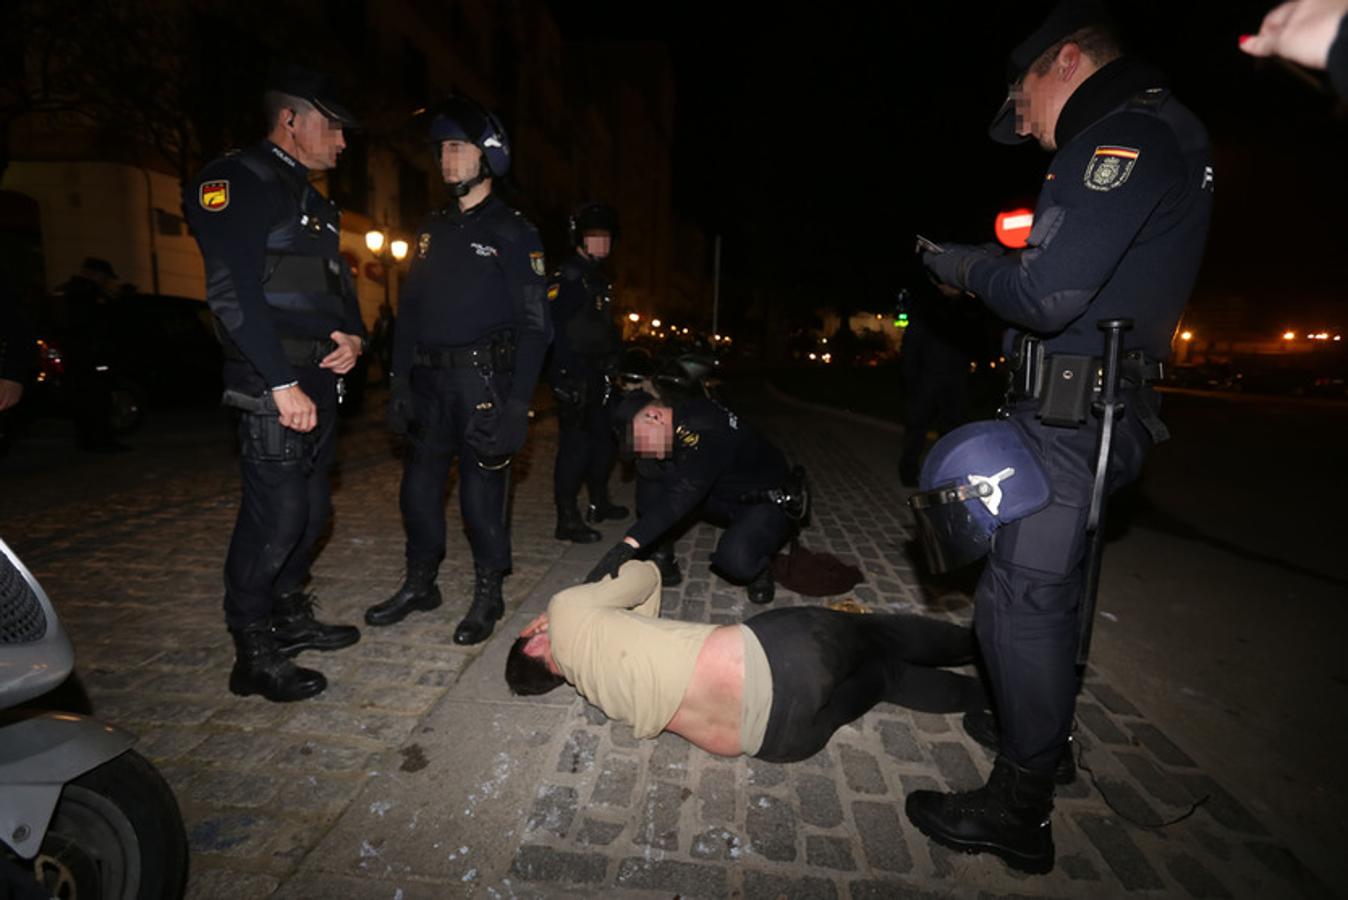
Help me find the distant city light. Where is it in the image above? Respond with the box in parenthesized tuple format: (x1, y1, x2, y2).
(651, 319, 661, 328)
(1283, 331, 1296, 340)
(628, 312, 640, 322)
(390, 239, 409, 261)
(1180, 330, 1193, 341)
(808, 352, 818, 360)
(821, 353, 832, 364)
(364, 230, 385, 253)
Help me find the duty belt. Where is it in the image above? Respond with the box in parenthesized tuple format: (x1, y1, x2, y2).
(413, 333, 515, 373)
(221, 335, 335, 367)
(1009, 336, 1164, 403)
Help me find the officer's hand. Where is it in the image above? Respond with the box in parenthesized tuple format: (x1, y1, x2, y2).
(1240, 0, 1348, 70)
(922, 243, 993, 294)
(321, 331, 363, 375)
(492, 397, 532, 456)
(272, 384, 318, 433)
(386, 375, 415, 435)
(0, 378, 23, 412)
(584, 540, 638, 584)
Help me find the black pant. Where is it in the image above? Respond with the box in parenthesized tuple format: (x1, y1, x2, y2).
(552, 369, 616, 509)
(223, 366, 337, 630)
(976, 396, 1153, 771)
(635, 479, 794, 583)
(746, 608, 985, 762)
(400, 365, 511, 573)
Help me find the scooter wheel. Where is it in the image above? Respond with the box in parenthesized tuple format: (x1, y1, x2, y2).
(17, 749, 187, 899)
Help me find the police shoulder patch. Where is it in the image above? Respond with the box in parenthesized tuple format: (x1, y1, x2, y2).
(199, 180, 230, 212)
(546, 283, 560, 301)
(1083, 146, 1139, 192)
(417, 232, 431, 259)
(530, 251, 546, 277)
(675, 425, 700, 449)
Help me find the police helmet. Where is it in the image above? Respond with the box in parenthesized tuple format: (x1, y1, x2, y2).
(427, 95, 511, 193)
(616, 346, 656, 390)
(569, 202, 620, 248)
(907, 421, 1052, 572)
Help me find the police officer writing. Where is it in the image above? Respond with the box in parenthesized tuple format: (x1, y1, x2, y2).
(548, 202, 629, 544)
(589, 389, 802, 604)
(367, 97, 551, 646)
(184, 65, 365, 703)
(906, 0, 1212, 874)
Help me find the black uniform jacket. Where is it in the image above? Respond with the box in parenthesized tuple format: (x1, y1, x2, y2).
(627, 398, 789, 547)
(392, 193, 551, 404)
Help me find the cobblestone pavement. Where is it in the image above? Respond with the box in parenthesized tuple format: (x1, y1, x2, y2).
(0, 389, 1336, 899)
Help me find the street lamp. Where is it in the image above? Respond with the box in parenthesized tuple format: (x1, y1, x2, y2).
(628, 312, 640, 323)
(365, 228, 409, 313)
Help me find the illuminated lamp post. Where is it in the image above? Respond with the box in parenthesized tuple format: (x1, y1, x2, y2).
(365, 228, 409, 313)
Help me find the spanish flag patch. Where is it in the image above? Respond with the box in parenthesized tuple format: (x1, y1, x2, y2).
(199, 180, 230, 211)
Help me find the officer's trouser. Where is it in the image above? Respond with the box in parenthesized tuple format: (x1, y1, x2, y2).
(976, 396, 1153, 772)
(553, 369, 616, 508)
(634, 479, 795, 583)
(223, 366, 337, 630)
(746, 608, 983, 762)
(400, 366, 511, 573)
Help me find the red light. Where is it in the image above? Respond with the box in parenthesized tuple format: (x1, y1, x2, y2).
(994, 208, 1035, 249)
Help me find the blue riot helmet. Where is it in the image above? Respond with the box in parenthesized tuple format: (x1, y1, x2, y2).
(569, 202, 620, 249)
(427, 95, 511, 197)
(907, 421, 1052, 573)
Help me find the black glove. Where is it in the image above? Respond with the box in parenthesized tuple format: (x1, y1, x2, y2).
(921, 242, 998, 293)
(585, 541, 637, 583)
(465, 396, 531, 459)
(386, 375, 415, 434)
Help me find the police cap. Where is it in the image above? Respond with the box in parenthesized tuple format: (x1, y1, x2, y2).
(988, 0, 1116, 145)
(268, 63, 359, 128)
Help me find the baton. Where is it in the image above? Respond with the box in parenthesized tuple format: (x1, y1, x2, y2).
(1076, 318, 1132, 666)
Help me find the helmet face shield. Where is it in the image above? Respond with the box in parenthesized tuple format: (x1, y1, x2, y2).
(909, 481, 997, 573)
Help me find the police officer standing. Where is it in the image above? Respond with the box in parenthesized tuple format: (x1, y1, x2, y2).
(184, 65, 365, 703)
(905, 0, 1213, 874)
(366, 96, 551, 646)
(548, 202, 629, 543)
(587, 389, 802, 604)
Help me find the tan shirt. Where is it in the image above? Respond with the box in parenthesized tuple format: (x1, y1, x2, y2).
(549, 561, 716, 740)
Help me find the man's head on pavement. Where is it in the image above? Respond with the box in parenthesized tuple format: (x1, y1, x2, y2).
(990, 0, 1123, 151)
(264, 64, 356, 171)
(506, 634, 566, 695)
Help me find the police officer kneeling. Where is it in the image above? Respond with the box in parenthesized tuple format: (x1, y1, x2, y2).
(905, 0, 1212, 874)
(588, 388, 804, 603)
(185, 65, 366, 702)
(367, 96, 551, 645)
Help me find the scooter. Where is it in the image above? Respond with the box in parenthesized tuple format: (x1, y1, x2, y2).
(0, 537, 188, 899)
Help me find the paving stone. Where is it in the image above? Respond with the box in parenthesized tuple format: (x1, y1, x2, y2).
(575, 818, 624, 847)
(1058, 852, 1101, 881)
(1193, 828, 1232, 862)
(134, 727, 211, 762)
(910, 712, 952, 735)
(1114, 751, 1193, 809)
(188, 811, 275, 857)
(276, 772, 363, 814)
(1087, 681, 1141, 717)
(1165, 852, 1232, 898)
(698, 765, 737, 823)
(852, 801, 913, 873)
(690, 826, 744, 861)
(1177, 774, 1268, 836)
(838, 744, 887, 795)
(743, 870, 839, 900)
(608, 722, 639, 749)
(805, 834, 856, 871)
(186, 867, 281, 899)
(590, 756, 639, 807)
(188, 769, 282, 807)
(510, 844, 607, 885)
(556, 729, 599, 774)
(849, 879, 944, 899)
(795, 772, 844, 828)
(527, 784, 578, 837)
(650, 730, 692, 778)
(1074, 814, 1164, 890)
(1076, 702, 1129, 745)
(633, 780, 690, 850)
(1129, 722, 1197, 768)
(186, 730, 292, 766)
(800, 746, 835, 769)
(275, 738, 374, 773)
(746, 792, 798, 862)
(580, 702, 608, 725)
(1243, 842, 1335, 899)
(1093, 777, 1161, 827)
(615, 857, 727, 898)
(929, 741, 982, 790)
(748, 759, 788, 788)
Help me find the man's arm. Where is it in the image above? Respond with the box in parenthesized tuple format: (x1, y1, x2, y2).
(504, 225, 553, 404)
(390, 231, 427, 379)
(626, 429, 734, 547)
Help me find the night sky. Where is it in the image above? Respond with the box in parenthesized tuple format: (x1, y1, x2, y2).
(552, 2, 1348, 329)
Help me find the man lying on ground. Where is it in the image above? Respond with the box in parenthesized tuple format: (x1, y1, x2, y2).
(505, 561, 984, 761)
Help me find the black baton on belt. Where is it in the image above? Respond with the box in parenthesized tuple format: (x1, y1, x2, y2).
(1077, 318, 1132, 666)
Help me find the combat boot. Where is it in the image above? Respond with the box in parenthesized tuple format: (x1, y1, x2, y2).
(271, 590, 360, 656)
(586, 497, 630, 523)
(365, 560, 442, 626)
(454, 567, 505, 645)
(555, 505, 602, 543)
(905, 755, 1056, 874)
(962, 709, 1077, 785)
(747, 567, 775, 604)
(647, 542, 683, 586)
(228, 622, 326, 702)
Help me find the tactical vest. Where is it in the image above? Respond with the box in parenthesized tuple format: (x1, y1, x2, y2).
(205, 145, 347, 325)
(558, 258, 619, 358)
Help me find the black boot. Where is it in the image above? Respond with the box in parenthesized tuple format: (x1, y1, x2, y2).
(905, 756, 1057, 874)
(647, 542, 683, 586)
(454, 567, 505, 645)
(228, 622, 326, 702)
(747, 567, 775, 604)
(271, 590, 360, 656)
(586, 498, 630, 523)
(365, 560, 442, 626)
(962, 709, 1077, 785)
(556, 505, 602, 543)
